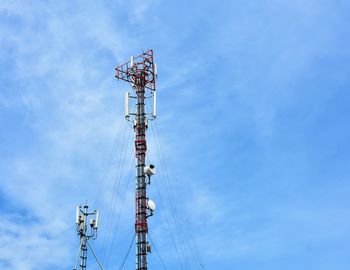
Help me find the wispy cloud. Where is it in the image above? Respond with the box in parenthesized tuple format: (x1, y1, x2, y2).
(0, 2, 135, 268)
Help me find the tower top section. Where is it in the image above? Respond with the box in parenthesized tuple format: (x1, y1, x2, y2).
(115, 49, 157, 91)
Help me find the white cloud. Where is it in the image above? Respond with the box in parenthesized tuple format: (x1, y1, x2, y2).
(127, 0, 159, 24)
(0, 214, 71, 270)
(0, 2, 137, 269)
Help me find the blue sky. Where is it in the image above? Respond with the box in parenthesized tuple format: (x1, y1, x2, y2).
(1, 0, 350, 269)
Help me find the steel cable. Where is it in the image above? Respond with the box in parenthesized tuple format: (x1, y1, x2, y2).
(100, 122, 131, 263)
(144, 99, 187, 269)
(117, 233, 136, 270)
(94, 118, 126, 210)
(104, 154, 135, 268)
(103, 128, 133, 266)
(148, 230, 168, 270)
(149, 122, 191, 270)
(154, 120, 206, 269)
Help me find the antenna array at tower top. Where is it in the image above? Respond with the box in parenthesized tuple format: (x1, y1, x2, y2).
(115, 49, 157, 91)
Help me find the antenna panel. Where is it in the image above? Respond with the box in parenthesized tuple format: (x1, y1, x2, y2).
(95, 211, 99, 228)
(76, 206, 80, 224)
(125, 92, 130, 119)
(153, 91, 156, 118)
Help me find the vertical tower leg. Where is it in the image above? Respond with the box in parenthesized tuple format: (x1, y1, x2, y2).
(135, 82, 148, 270)
(80, 238, 87, 270)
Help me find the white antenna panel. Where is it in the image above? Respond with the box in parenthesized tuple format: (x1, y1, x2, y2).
(75, 206, 80, 224)
(154, 64, 158, 77)
(125, 92, 129, 119)
(153, 91, 156, 118)
(95, 210, 99, 228)
(130, 56, 134, 67)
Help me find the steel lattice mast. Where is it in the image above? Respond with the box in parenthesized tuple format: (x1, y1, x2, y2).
(115, 50, 157, 270)
(74, 205, 100, 270)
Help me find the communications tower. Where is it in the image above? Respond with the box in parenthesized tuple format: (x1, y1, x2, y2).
(115, 50, 157, 270)
(73, 204, 104, 270)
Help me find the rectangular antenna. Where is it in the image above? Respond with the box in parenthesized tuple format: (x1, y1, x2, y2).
(95, 210, 99, 228)
(154, 64, 158, 79)
(130, 56, 134, 67)
(153, 91, 156, 118)
(75, 206, 80, 224)
(125, 92, 130, 119)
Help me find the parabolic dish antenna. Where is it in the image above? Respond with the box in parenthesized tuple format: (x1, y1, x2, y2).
(147, 199, 156, 211)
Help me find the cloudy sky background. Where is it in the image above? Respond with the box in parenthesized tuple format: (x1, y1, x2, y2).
(1, 0, 350, 269)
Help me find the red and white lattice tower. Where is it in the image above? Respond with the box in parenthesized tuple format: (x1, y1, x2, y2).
(115, 50, 157, 270)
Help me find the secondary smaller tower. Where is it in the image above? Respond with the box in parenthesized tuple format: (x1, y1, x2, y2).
(73, 204, 103, 270)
